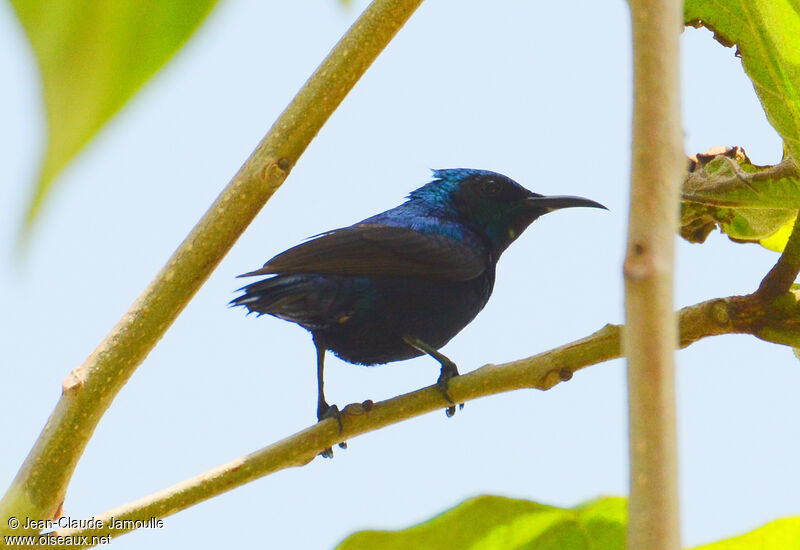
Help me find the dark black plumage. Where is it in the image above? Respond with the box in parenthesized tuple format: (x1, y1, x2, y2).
(232, 169, 605, 456)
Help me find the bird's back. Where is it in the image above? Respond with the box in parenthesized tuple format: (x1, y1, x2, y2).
(233, 202, 497, 365)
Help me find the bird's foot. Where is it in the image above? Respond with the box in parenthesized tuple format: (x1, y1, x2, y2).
(403, 335, 466, 417)
(318, 402, 343, 431)
(437, 360, 464, 417)
(317, 402, 347, 458)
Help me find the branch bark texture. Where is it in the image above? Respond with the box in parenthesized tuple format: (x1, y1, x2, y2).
(625, 0, 684, 549)
(0, 0, 424, 536)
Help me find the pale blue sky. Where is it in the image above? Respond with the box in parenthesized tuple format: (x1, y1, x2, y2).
(0, 1, 796, 548)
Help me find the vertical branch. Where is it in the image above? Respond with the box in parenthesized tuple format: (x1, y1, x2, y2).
(624, 0, 683, 549)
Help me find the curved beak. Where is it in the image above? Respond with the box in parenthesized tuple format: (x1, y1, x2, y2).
(525, 195, 608, 212)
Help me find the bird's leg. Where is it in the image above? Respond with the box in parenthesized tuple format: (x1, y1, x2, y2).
(313, 335, 346, 458)
(315, 338, 338, 424)
(403, 336, 463, 417)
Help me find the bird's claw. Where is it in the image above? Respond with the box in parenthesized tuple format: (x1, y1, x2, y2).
(320, 447, 335, 459)
(318, 402, 343, 431)
(436, 361, 464, 417)
(317, 403, 346, 458)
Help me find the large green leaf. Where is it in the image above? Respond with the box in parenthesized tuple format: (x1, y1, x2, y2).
(10, 0, 218, 228)
(685, 0, 800, 161)
(336, 495, 800, 550)
(680, 147, 800, 249)
(695, 517, 800, 549)
(335, 496, 627, 550)
(682, 3, 800, 252)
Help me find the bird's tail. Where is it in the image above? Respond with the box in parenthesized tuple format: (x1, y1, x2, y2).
(230, 275, 304, 315)
(230, 274, 351, 333)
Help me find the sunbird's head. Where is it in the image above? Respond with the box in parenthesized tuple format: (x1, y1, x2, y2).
(410, 168, 607, 254)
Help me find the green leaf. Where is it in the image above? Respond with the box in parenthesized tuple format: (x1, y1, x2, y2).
(10, 0, 219, 229)
(335, 496, 627, 550)
(692, 517, 800, 549)
(684, 0, 800, 161)
(680, 147, 800, 248)
(336, 494, 800, 549)
(761, 215, 797, 251)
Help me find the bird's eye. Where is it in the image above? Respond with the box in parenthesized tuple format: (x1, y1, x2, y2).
(483, 179, 501, 195)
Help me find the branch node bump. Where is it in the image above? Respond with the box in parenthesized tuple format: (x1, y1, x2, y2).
(62, 369, 85, 393)
(710, 300, 730, 326)
(623, 241, 653, 280)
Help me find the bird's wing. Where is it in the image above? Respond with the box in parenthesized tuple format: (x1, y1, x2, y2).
(239, 224, 486, 281)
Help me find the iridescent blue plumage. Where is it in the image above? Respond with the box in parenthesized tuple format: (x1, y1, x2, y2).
(232, 169, 605, 456)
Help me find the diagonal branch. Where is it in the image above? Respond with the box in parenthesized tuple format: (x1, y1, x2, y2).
(0, 0, 425, 535)
(755, 213, 800, 301)
(42, 293, 797, 548)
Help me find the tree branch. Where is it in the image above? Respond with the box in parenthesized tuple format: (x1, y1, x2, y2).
(625, 0, 683, 548)
(41, 292, 799, 548)
(756, 213, 800, 300)
(0, 0, 425, 536)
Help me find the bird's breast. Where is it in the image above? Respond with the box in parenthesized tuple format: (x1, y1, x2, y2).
(319, 270, 495, 366)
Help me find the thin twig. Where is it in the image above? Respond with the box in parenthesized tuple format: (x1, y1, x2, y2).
(0, 0, 425, 535)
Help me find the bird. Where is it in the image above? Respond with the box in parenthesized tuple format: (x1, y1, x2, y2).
(232, 168, 606, 457)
